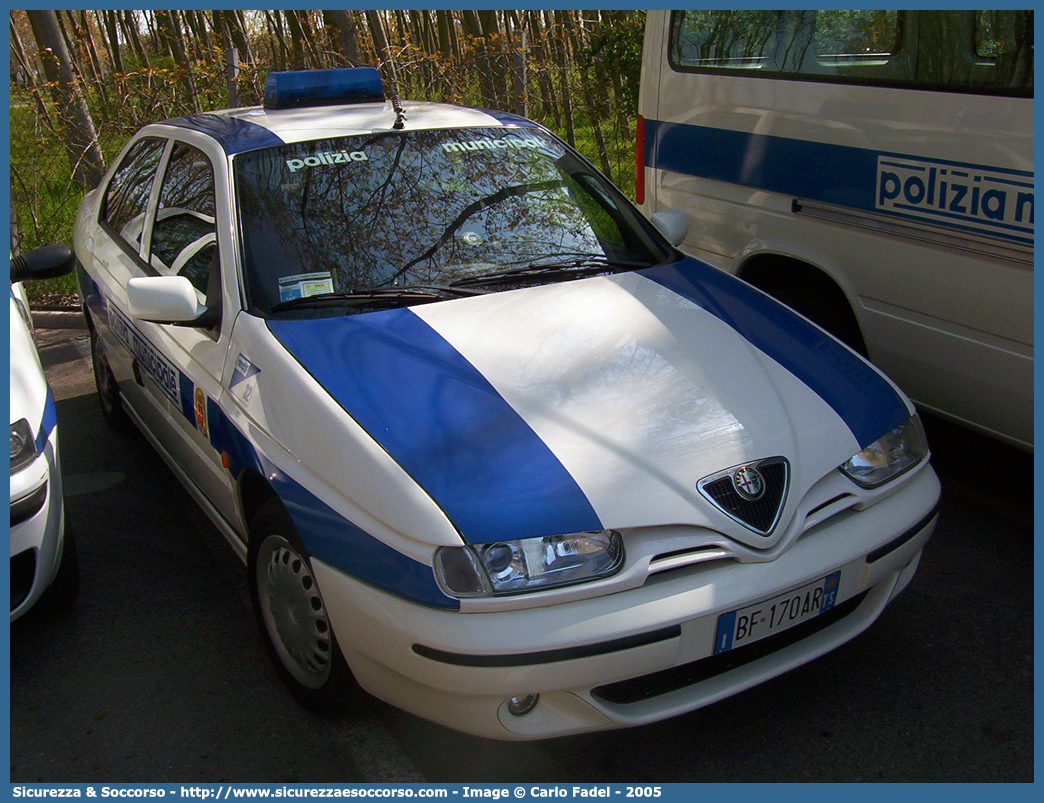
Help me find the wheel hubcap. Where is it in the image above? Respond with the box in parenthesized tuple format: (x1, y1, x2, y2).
(256, 534, 332, 689)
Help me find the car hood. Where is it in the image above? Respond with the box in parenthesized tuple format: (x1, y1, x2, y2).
(268, 257, 911, 545)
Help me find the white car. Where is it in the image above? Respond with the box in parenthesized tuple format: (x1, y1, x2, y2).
(10, 245, 79, 621)
(73, 68, 940, 739)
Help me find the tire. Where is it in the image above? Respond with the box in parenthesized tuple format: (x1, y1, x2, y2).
(45, 528, 79, 611)
(770, 284, 868, 358)
(90, 327, 133, 433)
(247, 498, 354, 714)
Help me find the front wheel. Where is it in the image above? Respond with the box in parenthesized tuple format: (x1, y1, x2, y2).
(248, 499, 354, 714)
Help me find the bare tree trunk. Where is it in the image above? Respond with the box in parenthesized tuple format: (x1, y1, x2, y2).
(102, 10, 123, 74)
(323, 10, 359, 66)
(10, 14, 58, 134)
(285, 10, 307, 70)
(462, 11, 494, 108)
(366, 10, 391, 67)
(436, 9, 453, 60)
(75, 11, 104, 81)
(156, 10, 198, 111)
(122, 11, 148, 67)
(76, 10, 111, 109)
(193, 11, 213, 54)
(551, 12, 576, 147)
(261, 11, 286, 71)
(566, 14, 612, 179)
(447, 11, 462, 62)
(212, 10, 229, 50)
(144, 11, 165, 57)
(225, 10, 253, 64)
(297, 12, 325, 69)
(479, 10, 509, 108)
(92, 10, 113, 71)
(26, 9, 105, 188)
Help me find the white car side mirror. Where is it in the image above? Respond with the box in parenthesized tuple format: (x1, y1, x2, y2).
(650, 209, 689, 247)
(128, 275, 207, 324)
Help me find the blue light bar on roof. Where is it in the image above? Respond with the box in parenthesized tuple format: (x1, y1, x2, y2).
(263, 67, 385, 111)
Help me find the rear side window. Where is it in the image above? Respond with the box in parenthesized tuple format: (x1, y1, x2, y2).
(102, 138, 165, 250)
(670, 9, 1033, 96)
(150, 143, 218, 295)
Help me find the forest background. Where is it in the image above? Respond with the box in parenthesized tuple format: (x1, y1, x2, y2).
(9, 9, 645, 299)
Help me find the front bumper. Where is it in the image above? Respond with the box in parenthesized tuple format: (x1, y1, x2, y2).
(314, 465, 940, 739)
(10, 432, 65, 621)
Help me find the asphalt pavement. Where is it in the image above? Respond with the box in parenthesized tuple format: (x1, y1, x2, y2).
(9, 317, 1033, 782)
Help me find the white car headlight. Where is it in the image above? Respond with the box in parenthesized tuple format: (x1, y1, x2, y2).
(434, 530, 623, 598)
(10, 419, 37, 474)
(841, 415, 928, 488)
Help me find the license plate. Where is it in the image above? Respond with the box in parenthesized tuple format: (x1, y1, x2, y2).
(713, 571, 841, 654)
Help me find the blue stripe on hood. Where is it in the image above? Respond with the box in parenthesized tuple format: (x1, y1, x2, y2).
(641, 257, 911, 449)
(268, 308, 602, 545)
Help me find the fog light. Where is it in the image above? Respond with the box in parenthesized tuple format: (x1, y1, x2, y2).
(506, 694, 539, 717)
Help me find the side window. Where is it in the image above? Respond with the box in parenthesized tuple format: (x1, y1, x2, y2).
(151, 143, 218, 296)
(102, 138, 165, 251)
(671, 10, 1033, 96)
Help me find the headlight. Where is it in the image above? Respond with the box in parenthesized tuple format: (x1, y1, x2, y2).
(841, 415, 928, 488)
(10, 419, 38, 474)
(434, 530, 623, 598)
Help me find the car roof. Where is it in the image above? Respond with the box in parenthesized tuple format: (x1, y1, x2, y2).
(154, 101, 538, 156)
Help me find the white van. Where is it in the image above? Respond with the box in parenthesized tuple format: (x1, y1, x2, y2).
(638, 10, 1033, 449)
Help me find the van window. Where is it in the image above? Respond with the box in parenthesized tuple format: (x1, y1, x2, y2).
(670, 10, 1033, 96)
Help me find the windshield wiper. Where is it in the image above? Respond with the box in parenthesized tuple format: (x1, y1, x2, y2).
(269, 286, 461, 314)
(449, 255, 648, 289)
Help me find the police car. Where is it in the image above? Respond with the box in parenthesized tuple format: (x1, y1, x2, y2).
(73, 68, 940, 739)
(11, 245, 79, 620)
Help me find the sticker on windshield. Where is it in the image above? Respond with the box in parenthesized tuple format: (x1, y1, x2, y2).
(278, 272, 334, 303)
(441, 135, 546, 154)
(286, 150, 368, 173)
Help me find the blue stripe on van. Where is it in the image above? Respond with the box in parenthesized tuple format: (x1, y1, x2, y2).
(641, 257, 912, 449)
(646, 119, 879, 211)
(161, 113, 284, 155)
(268, 309, 603, 545)
(644, 119, 1033, 246)
(205, 400, 457, 609)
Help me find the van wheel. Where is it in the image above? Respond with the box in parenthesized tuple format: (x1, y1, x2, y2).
(90, 328, 133, 433)
(771, 283, 868, 357)
(248, 499, 354, 714)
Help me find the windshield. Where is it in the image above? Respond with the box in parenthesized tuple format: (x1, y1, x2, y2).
(234, 127, 667, 314)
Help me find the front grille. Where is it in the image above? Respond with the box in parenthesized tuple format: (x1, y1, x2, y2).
(591, 589, 868, 706)
(11, 549, 37, 611)
(698, 457, 789, 534)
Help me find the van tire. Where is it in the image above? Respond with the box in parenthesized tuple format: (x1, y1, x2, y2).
(741, 259, 868, 357)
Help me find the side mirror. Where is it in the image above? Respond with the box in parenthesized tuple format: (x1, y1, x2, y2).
(650, 209, 689, 247)
(10, 244, 75, 283)
(128, 275, 209, 325)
